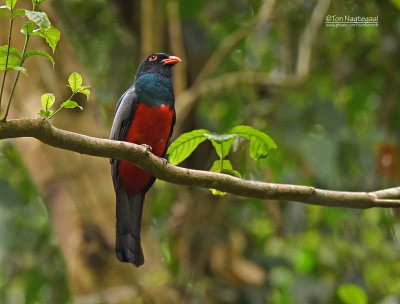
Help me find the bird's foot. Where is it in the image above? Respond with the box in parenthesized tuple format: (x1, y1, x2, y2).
(141, 144, 152, 152)
(160, 158, 169, 166)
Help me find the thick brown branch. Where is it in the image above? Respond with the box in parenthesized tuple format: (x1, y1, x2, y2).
(1, 118, 399, 208)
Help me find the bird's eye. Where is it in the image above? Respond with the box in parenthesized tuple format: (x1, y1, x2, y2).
(149, 55, 157, 62)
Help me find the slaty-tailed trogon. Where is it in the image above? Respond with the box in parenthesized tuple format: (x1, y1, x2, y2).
(110, 53, 181, 267)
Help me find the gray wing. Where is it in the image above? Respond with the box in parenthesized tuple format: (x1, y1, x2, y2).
(110, 85, 138, 191)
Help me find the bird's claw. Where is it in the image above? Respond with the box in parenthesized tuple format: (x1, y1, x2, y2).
(142, 144, 152, 152)
(160, 158, 168, 165)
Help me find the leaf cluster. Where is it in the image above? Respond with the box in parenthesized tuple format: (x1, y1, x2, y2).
(167, 125, 277, 195)
(0, 0, 60, 73)
(0, 0, 89, 121)
(39, 72, 90, 119)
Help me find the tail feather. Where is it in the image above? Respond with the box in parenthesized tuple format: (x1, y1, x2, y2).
(115, 187, 145, 267)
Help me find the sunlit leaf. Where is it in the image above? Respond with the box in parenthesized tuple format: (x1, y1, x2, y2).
(23, 50, 54, 66)
(209, 159, 241, 196)
(205, 133, 237, 159)
(79, 89, 90, 101)
(0, 56, 21, 70)
(32, 25, 60, 52)
(337, 284, 367, 304)
(210, 189, 227, 196)
(68, 72, 82, 93)
(210, 159, 241, 178)
(6, 0, 17, 9)
(25, 10, 50, 30)
(230, 125, 277, 160)
(62, 100, 83, 110)
(21, 21, 34, 36)
(38, 109, 52, 118)
(0, 45, 21, 59)
(167, 129, 209, 165)
(12, 66, 27, 75)
(12, 8, 24, 18)
(41, 93, 55, 111)
(204, 133, 236, 143)
(32, 0, 46, 10)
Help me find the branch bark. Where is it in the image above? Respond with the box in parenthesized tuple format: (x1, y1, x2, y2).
(1, 118, 399, 209)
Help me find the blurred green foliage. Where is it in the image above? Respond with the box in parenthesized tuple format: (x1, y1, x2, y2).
(0, 142, 70, 303)
(1, 0, 400, 303)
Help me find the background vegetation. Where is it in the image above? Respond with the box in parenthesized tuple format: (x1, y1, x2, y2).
(0, 0, 400, 303)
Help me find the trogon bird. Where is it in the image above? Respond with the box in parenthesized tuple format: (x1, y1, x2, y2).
(110, 53, 181, 267)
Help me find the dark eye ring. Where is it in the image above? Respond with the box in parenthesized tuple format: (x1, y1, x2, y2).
(149, 55, 157, 62)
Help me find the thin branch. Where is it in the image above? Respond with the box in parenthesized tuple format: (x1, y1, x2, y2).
(193, 0, 276, 85)
(0, 118, 399, 209)
(167, 0, 188, 94)
(1, 34, 30, 122)
(296, 0, 331, 78)
(175, 0, 276, 129)
(176, 0, 331, 131)
(0, 15, 14, 112)
(176, 71, 299, 126)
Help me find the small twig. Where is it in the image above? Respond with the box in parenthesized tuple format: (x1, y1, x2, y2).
(1, 34, 30, 122)
(193, 0, 276, 86)
(48, 92, 75, 119)
(0, 118, 399, 209)
(175, 0, 276, 130)
(175, 0, 330, 133)
(176, 71, 299, 131)
(167, 0, 188, 94)
(296, 0, 331, 78)
(0, 13, 15, 113)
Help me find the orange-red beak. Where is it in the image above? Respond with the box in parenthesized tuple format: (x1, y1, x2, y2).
(161, 55, 182, 66)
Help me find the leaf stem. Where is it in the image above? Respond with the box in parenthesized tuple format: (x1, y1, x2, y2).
(219, 143, 223, 172)
(0, 12, 15, 115)
(1, 34, 30, 122)
(48, 92, 75, 119)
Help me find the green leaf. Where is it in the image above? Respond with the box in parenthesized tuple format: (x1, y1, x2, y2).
(79, 89, 90, 101)
(32, 0, 46, 10)
(203, 133, 237, 143)
(210, 189, 227, 196)
(32, 26, 60, 52)
(62, 100, 83, 110)
(38, 109, 52, 118)
(12, 8, 24, 18)
(6, 0, 17, 9)
(23, 50, 54, 65)
(25, 10, 50, 30)
(41, 93, 55, 111)
(0, 45, 22, 60)
(209, 159, 241, 196)
(21, 21, 34, 35)
(337, 284, 367, 304)
(204, 133, 237, 159)
(68, 72, 82, 92)
(0, 56, 21, 70)
(161, 242, 172, 265)
(12, 66, 27, 75)
(230, 125, 277, 160)
(210, 159, 241, 178)
(167, 129, 209, 165)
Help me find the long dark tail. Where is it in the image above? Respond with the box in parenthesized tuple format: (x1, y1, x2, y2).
(115, 187, 145, 267)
